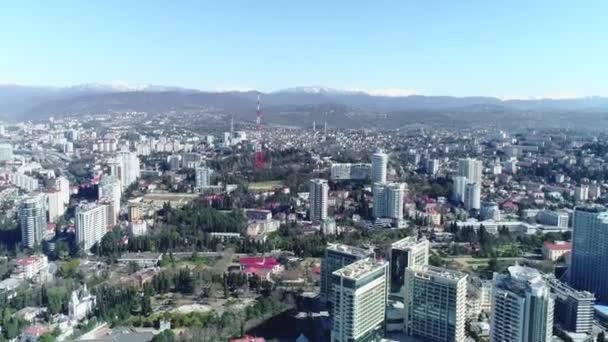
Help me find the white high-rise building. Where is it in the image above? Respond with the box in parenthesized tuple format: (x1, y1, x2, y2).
(452, 176, 467, 203)
(111, 151, 140, 190)
(331, 258, 388, 342)
(372, 182, 387, 218)
(373, 182, 405, 220)
(574, 185, 589, 202)
(98, 175, 121, 223)
(46, 189, 65, 223)
(9, 172, 39, 192)
(309, 178, 329, 222)
(19, 193, 48, 248)
(426, 158, 439, 175)
(55, 176, 70, 205)
(0, 143, 13, 161)
(490, 266, 554, 342)
(465, 182, 481, 211)
(389, 237, 430, 296)
(386, 182, 405, 220)
(458, 158, 483, 185)
(195, 166, 213, 190)
(404, 265, 468, 342)
(75, 202, 108, 251)
(371, 151, 388, 184)
(320, 243, 375, 304)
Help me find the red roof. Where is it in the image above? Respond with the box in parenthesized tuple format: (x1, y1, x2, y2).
(544, 241, 572, 251)
(239, 257, 278, 269)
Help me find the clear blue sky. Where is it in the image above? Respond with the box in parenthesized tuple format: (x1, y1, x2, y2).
(1, 1, 607, 98)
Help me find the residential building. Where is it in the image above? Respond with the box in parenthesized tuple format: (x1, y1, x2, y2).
(452, 176, 467, 203)
(320, 243, 375, 304)
(111, 151, 141, 190)
(467, 277, 493, 318)
(480, 201, 501, 221)
(388, 237, 429, 297)
(309, 178, 329, 222)
(426, 158, 439, 175)
(330, 163, 371, 181)
(46, 189, 65, 223)
(546, 276, 594, 334)
(75, 202, 108, 251)
(371, 151, 388, 184)
(490, 266, 554, 342)
(458, 158, 483, 185)
(129, 220, 147, 236)
(542, 241, 572, 261)
(0, 143, 13, 161)
(195, 165, 213, 190)
(404, 265, 468, 342)
(373, 182, 405, 221)
(465, 182, 481, 211)
(537, 210, 569, 228)
(569, 207, 608, 301)
(12, 254, 48, 281)
(98, 175, 121, 223)
(331, 258, 388, 342)
(574, 185, 589, 202)
(19, 193, 47, 248)
(55, 176, 70, 204)
(10, 172, 39, 192)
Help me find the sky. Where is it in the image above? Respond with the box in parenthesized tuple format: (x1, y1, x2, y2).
(1, 1, 607, 98)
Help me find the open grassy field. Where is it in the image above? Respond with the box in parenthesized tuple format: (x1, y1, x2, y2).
(249, 180, 284, 191)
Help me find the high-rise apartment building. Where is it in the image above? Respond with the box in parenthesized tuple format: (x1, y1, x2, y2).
(546, 276, 594, 334)
(331, 258, 388, 342)
(309, 178, 329, 222)
(321, 243, 375, 304)
(404, 265, 467, 342)
(371, 151, 388, 184)
(373, 182, 405, 220)
(55, 176, 70, 205)
(465, 182, 481, 211)
(569, 207, 608, 301)
(389, 237, 429, 296)
(98, 175, 121, 223)
(490, 266, 554, 342)
(111, 151, 140, 190)
(195, 166, 212, 190)
(46, 189, 65, 223)
(75, 202, 108, 251)
(0, 143, 13, 161)
(426, 158, 439, 175)
(458, 158, 483, 185)
(452, 176, 467, 203)
(19, 193, 48, 248)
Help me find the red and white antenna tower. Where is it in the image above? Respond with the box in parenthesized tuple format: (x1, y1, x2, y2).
(253, 94, 265, 170)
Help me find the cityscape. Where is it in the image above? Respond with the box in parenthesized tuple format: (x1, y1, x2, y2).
(2, 2, 608, 342)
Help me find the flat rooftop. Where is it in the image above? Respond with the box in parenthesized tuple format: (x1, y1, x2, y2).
(333, 258, 385, 280)
(391, 237, 427, 249)
(327, 243, 373, 258)
(410, 265, 467, 281)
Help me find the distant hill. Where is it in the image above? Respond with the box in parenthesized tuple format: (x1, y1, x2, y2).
(1, 84, 608, 129)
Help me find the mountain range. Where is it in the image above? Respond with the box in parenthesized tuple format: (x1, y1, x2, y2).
(1, 83, 608, 129)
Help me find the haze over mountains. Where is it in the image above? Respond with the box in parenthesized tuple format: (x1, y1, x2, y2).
(1, 83, 608, 129)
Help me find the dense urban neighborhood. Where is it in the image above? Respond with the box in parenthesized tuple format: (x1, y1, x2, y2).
(0, 102, 606, 342)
